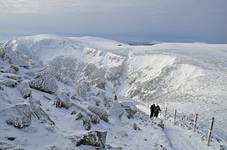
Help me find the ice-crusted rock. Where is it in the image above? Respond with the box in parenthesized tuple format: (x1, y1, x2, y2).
(30, 73, 58, 93)
(120, 102, 138, 118)
(5, 65, 19, 74)
(88, 95, 101, 106)
(0, 78, 18, 88)
(74, 112, 83, 120)
(5, 104, 32, 129)
(88, 105, 108, 122)
(30, 101, 55, 126)
(69, 130, 107, 148)
(18, 80, 32, 98)
(55, 92, 71, 109)
(49, 56, 81, 85)
(77, 81, 90, 100)
(105, 144, 123, 150)
(109, 101, 125, 119)
(2, 102, 55, 129)
(89, 113, 100, 124)
(83, 117, 91, 130)
(1, 73, 21, 81)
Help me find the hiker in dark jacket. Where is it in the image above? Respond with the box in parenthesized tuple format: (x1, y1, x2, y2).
(150, 104, 156, 118)
(154, 105, 161, 118)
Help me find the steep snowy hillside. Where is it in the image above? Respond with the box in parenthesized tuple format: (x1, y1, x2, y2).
(0, 35, 227, 150)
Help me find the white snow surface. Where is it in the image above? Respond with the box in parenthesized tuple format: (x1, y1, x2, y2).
(0, 34, 227, 150)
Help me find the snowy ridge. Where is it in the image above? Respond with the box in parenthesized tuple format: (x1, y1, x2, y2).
(0, 35, 227, 149)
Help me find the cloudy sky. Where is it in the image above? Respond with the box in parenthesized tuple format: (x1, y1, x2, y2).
(0, 0, 227, 43)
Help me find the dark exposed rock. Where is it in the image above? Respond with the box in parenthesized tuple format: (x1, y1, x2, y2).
(7, 137, 16, 141)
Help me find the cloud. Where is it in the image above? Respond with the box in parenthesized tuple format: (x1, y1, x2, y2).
(0, 0, 227, 43)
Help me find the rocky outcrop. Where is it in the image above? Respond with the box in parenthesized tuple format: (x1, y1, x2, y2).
(88, 105, 108, 122)
(30, 73, 58, 94)
(69, 130, 107, 148)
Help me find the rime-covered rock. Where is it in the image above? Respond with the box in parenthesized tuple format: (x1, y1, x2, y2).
(55, 92, 71, 109)
(30, 73, 58, 93)
(5, 65, 19, 74)
(120, 102, 138, 118)
(30, 101, 55, 126)
(69, 130, 107, 148)
(83, 117, 91, 130)
(0, 78, 18, 88)
(74, 112, 83, 120)
(88, 105, 108, 122)
(77, 81, 90, 99)
(5, 104, 32, 129)
(18, 80, 31, 98)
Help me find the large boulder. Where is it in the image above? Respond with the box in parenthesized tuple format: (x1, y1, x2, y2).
(88, 105, 108, 122)
(69, 131, 107, 148)
(18, 80, 31, 99)
(120, 102, 138, 118)
(30, 73, 58, 94)
(5, 104, 32, 129)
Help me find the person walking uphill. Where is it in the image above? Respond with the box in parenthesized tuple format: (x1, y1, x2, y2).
(150, 104, 156, 118)
(154, 105, 161, 118)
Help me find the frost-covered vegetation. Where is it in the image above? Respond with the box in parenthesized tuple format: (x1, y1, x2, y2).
(0, 35, 227, 150)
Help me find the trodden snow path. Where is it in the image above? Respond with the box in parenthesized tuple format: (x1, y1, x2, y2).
(163, 122, 218, 150)
(136, 103, 220, 150)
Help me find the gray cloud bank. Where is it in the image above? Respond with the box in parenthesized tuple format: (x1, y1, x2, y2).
(0, 0, 227, 43)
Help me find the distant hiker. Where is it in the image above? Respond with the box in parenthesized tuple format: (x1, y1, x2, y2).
(154, 105, 161, 118)
(150, 104, 156, 118)
(114, 95, 118, 101)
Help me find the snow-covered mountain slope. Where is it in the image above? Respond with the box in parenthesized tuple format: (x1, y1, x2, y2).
(1, 34, 227, 149)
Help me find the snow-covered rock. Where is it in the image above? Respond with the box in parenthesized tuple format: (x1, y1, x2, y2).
(30, 73, 58, 93)
(88, 105, 108, 122)
(18, 80, 31, 98)
(0, 78, 18, 88)
(4, 104, 32, 129)
(69, 130, 107, 148)
(120, 102, 138, 118)
(55, 92, 71, 109)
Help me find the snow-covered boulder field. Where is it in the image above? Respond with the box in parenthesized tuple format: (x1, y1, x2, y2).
(0, 35, 227, 150)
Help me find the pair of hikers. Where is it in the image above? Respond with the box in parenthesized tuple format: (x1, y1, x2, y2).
(150, 104, 161, 118)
